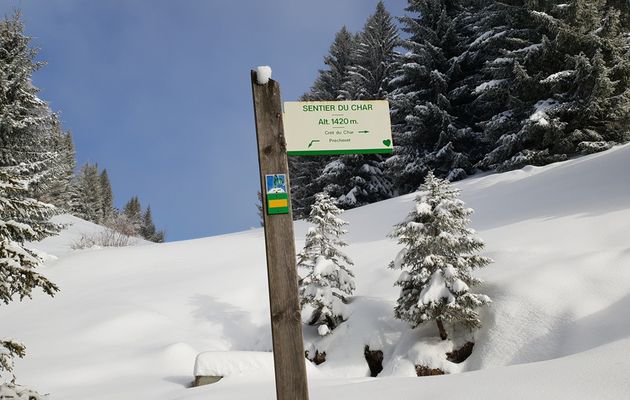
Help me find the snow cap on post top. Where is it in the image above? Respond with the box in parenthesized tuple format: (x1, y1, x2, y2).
(256, 66, 272, 85)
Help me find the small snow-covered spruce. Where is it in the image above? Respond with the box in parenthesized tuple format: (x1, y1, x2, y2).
(298, 192, 355, 335)
(389, 171, 492, 340)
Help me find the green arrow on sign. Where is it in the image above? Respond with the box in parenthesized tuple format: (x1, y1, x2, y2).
(358, 130, 370, 134)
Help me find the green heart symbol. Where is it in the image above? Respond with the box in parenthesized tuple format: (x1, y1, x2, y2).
(383, 139, 392, 147)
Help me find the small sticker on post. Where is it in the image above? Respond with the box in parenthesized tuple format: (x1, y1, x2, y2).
(265, 174, 289, 215)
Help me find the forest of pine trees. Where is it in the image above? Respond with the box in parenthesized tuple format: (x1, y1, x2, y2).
(290, 0, 630, 218)
(71, 164, 165, 243)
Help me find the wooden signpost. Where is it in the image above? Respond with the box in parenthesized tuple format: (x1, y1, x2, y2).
(251, 68, 392, 400)
(250, 70, 309, 400)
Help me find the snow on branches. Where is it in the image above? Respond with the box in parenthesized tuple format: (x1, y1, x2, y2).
(298, 192, 355, 335)
(389, 171, 492, 340)
(0, 167, 60, 381)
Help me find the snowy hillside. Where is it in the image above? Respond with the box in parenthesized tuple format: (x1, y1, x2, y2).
(3, 145, 630, 399)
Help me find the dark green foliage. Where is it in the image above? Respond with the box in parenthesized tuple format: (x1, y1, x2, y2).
(290, 27, 358, 218)
(387, 0, 630, 193)
(345, 1, 401, 100)
(291, 3, 400, 215)
(0, 339, 25, 382)
(387, 0, 478, 193)
(99, 169, 114, 221)
(123, 196, 142, 233)
(140, 206, 165, 243)
(71, 163, 103, 223)
(0, 168, 60, 305)
(289, 156, 325, 219)
(304, 26, 357, 102)
(122, 197, 165, 242)
(463, 0, 630, 171)
(0, 13, 51, 168)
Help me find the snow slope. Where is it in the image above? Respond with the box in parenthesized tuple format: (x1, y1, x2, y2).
(2, 144, 630, 399)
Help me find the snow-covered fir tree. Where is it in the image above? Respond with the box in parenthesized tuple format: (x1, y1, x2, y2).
(389, 171, 492, 340)
(316, 1, 399, 209)
(0, 13, 72, 210)
(292, 1, 629, 210)
(71, 163, 103, 223)
(140, 205, 165, 243)
(0, 167, 60, 380)
(123, 196, 142, 234)
(99, 169, 114, 221)
(292, 6, 403, 215)
(344, 1, 400, 101)
(30, 116, 76, 210)
(118, 197, 165, 242)
(303, 26, 357, 102)
(387, 0, 477, 194)
(0, 13, 61, 381)
(476, 0, 630, 171)
(298, 192, 354, 336)
(290, 27, 357, 219)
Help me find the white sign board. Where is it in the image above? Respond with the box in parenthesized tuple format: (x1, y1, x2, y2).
(283, 100, 393, 156)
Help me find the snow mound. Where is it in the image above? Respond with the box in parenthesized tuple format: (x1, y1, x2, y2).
(194, 351, 320, 379)
(29, 214, 149, 258)
(194, 351, 274, 378)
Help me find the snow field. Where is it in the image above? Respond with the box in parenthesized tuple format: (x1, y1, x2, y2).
(1, 144, 630, 399)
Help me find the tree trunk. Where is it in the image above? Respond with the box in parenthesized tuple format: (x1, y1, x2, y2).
(308, 308, 322, 326)
(436, 319, 448, 340)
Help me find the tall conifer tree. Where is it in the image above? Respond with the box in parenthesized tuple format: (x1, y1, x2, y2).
(316, 2, 399, 209)
(99, 169, 114, 221)
(123, 196, 142, 235)
(290, 27, 358, 218)
(387, 0, 475, 194)
(0, 13, 60, 381)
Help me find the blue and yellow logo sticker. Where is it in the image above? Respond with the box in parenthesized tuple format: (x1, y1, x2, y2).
(265, 174, 289, 215)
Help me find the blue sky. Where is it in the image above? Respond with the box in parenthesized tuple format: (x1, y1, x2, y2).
(2, 0, 407, 241)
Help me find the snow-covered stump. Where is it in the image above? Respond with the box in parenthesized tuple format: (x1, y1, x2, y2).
(192, 351, 275, 387)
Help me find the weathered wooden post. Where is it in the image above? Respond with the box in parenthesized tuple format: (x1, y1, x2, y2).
(250, 70, 309, 400)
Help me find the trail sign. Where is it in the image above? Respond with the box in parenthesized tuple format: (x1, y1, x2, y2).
(283, 100, 393, 156)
